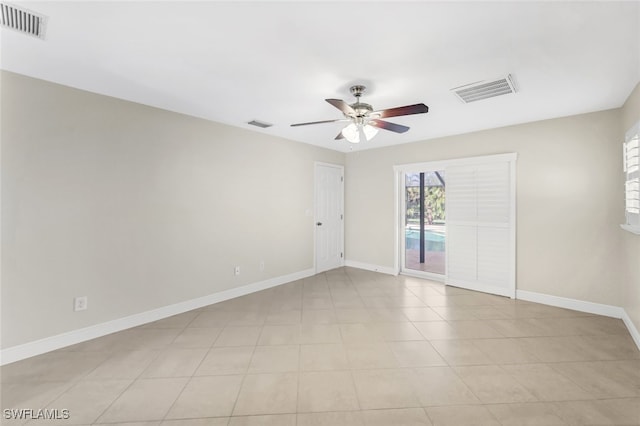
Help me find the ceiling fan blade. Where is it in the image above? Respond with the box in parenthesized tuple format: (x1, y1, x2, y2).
(369, 119, 410, 134)
(334, 130, 345, 140)
(326, 99, 355, 116)
(373, 103, 429, 119)
(291, 119, 344, 127)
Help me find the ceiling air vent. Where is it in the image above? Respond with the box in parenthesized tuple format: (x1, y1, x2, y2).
(247, 120, 273, 129)
(452, 75, 517, 103)
(0, 2, 46, 39)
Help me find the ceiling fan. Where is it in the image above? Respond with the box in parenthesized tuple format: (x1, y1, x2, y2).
(291, 85, 429, 144)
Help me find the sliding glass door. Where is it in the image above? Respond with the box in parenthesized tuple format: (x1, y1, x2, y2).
(396, 154, 516, 298)
(403, 170, 446, 277)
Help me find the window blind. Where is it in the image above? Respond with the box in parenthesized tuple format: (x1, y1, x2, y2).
(624, 124, 640, 231)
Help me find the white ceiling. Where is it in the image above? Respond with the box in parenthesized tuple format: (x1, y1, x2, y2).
(1, 1, 639, 152)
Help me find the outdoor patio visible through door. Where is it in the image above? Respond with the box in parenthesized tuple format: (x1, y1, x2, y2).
(403, 170, 446, 277)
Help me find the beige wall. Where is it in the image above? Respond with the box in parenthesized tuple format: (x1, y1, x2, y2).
(345, 108, 625, 306)
(2, 69, 637, 352)
(621, 82, 640, 334)
(1, 71, 343, 348)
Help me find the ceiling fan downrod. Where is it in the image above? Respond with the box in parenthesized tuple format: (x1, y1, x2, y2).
(349, 85, 372, 118)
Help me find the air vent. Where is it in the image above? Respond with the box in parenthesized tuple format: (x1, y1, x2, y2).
(0, 3, 46, 39)
(452, 75, 517, 103)
(247, 120, 273, 129)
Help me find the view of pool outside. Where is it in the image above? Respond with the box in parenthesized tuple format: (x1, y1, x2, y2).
(404, 226, 446, 274)
(404, 170, 446, 275)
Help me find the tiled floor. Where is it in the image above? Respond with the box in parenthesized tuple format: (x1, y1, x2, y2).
(404, 249, 445, 275)
(2, 267, 639, 425)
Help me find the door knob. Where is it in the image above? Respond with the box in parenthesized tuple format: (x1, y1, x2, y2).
(316, 222, 323, 226)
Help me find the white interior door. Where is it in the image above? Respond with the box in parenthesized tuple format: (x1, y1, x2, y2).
(315, 163, 344, 273)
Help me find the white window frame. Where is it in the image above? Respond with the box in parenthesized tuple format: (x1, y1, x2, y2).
(622, 121, 640, 235)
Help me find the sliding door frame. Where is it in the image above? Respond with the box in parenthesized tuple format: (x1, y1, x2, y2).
(395, 167, 447, 282)
(393, 153, 517, 297)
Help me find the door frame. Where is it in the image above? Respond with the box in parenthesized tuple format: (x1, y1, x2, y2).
(314, 162, 345, 274)
(394, 162, 449, 282)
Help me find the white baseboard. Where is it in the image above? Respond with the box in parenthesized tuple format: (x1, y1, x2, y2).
(621, 310, 640, 350)
(0, 268, 315, 366)
(344, 260, 397, 276)
(516, 290, 626, 319)
(516, 290, 640, 351)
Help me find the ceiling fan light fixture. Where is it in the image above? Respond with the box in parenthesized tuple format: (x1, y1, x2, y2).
(342, 122, 379, 144)
(342, 122, 360, 143)
(363, 124, 378, 141)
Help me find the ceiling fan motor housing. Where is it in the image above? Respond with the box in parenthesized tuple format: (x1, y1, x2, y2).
(349, 102, 373, 119)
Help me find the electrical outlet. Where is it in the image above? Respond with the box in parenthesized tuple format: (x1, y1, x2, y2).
(74, 296, 88, 311)
(234, 266, 240, 276)
(259, 261, 265, 272)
